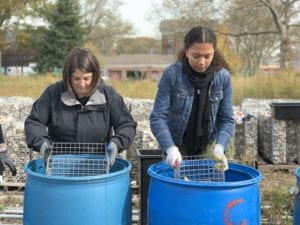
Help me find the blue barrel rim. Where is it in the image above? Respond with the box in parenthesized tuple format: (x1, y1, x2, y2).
(148, 162, 262, 188)
(295, 167, 300, 187)
(295, 167, 300, 177)
(24, 157, 132, 182)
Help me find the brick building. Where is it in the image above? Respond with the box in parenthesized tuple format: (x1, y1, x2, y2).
(1, 49, 35, 75)
(103, 54, 175, 80)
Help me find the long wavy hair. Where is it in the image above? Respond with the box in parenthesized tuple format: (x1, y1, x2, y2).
(178, 26, 230, 72)
(62, 47, 101, 96)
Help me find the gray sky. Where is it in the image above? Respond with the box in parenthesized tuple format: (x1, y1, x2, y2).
(120, 0, 160, 38)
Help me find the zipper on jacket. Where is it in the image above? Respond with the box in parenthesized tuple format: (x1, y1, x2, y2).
(80, 104, 85, 112)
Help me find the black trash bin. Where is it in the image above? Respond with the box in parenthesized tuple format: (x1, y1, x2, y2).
(137, 149, 163, 225)
(270, 102, 300, 120)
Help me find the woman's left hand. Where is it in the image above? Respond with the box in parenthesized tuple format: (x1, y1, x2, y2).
(107, 142, 118, 167)
(213, 144, 228, 171)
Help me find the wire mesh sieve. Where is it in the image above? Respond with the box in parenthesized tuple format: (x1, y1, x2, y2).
(174, 155, 225, 182)
(45, 142, 109, 177)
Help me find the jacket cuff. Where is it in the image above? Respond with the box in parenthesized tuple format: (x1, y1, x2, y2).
(109, 138, 122, 153)
(155, 129, 174, 151)
(216, 131, 232, 150)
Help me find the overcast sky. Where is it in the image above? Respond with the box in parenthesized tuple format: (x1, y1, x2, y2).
(120, 0, 161, 38)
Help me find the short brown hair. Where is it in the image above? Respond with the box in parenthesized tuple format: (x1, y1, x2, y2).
(62, 47, 101, 95)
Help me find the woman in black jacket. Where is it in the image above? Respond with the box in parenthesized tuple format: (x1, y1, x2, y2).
(25, 48, 137, 166)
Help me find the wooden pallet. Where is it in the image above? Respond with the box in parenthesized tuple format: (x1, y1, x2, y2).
(0, 182, 25, 193)
(0, 207, 140, 224)
(257, 162, 299, 174)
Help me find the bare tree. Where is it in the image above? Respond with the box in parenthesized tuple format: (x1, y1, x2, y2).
(259, 0, 300, 68)
(0, 0, 48, 49)
(81, 0, 121, 31)
(80, 0, 133, 55)
(151, 0, 222, 55)
(152, 0, 300, 73)
(115, 37, 161, 55)
(219, 0, 300, 69)
(216, 0, 278, 74)
(153, 0, 220, 21)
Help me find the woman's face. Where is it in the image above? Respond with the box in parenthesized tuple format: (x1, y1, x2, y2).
(185, 42, 215, 73)
(71, 69, 93, 97)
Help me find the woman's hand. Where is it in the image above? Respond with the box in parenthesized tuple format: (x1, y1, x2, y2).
(40, 141, 52, 167)
(213, 144, 228, 171)
(107, 142, 118, 167)
(166, 146, 182, 168)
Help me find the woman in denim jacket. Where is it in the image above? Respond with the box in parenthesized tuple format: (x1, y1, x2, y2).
(150, 26, 234, 170)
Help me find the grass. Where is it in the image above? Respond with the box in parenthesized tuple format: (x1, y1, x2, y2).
(232, 70, 300, 105)
(108, 79, 158, 100)
(0, 195, 23, 211)
(1, 70, 300, 105)
(0, 73, 60, 98)
(262, 185, 294, 225)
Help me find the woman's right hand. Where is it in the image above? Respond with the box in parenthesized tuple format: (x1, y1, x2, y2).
(166, 146, 182, 168)
(40, 141, 52, 167)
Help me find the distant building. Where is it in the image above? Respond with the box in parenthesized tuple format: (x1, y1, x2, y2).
(160, 20, 184, 55)
(260, 56, 280, 72)
(102, 54, 176, 80)
(1, 50, 35, 75)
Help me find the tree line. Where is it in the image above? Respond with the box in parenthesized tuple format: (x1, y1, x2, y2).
(1, 0, 299, 75)
(0, 0, 161, 73)
(153, 0, 300, 75)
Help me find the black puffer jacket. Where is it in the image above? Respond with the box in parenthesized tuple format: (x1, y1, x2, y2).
(25, 80, 137, 152)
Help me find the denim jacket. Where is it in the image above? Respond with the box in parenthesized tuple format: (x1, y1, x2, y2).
(150, 61, 234, 152)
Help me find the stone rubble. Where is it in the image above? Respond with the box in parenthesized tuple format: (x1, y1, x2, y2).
(242, 98, 300, 164)
(0, 97, 299, 183)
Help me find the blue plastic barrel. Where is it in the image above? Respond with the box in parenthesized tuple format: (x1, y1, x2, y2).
(148, 162, 262, 225)
(23, 157, 132, 225)
(293, 168, 300, 225)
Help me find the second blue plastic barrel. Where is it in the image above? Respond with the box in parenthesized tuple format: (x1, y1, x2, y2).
(23, 157, 132, 225)
(293, 168, 300, 225)
(148, 162, 262, 225)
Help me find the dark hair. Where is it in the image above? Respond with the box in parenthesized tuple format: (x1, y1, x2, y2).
(62, 47, 101, 95)
(178, 26, 230, 71)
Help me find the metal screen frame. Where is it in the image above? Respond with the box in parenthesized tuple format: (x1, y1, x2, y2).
(46, 142, 109, 177)
(174, 155, 225, 182)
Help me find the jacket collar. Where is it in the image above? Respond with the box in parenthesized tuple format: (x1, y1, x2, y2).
(61, 89, 106, 106)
